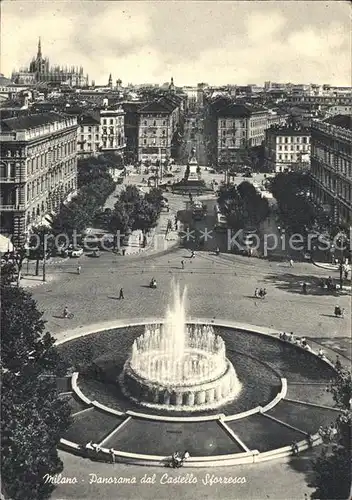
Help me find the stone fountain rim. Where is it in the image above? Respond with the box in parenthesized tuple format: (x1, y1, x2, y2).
(57, 318, 337, 466)
(59, 317, 290, 422)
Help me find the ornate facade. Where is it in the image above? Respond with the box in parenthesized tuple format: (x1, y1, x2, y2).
(12, 38, 89, 87)
(310, 116, 352, 227)
(0, 113, 78, 245)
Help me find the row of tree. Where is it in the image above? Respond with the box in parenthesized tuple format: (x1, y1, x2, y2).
(108, 185, 164, 236)
(269, 172, 327, 235)
(1, 162, 116, 285)
(52, 162, 115, 236)
(217, 181, 269, 230)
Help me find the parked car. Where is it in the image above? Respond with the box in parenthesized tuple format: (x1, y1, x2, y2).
(68, 247, 84, 258)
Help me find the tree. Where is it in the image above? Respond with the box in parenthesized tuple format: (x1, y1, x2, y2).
(109, 202, 131, 236)
(145, 187, 163, 212)
(52, 201, 92, 237)
(1, 285, 71, 500)
(30, 226, 55, 277)
(133, 199, 159, 233)
(311, 368, 352, 499)
(0, 246, 27, 286)
(269, 172, 316, 234)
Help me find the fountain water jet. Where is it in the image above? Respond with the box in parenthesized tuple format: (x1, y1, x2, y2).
(120, 282, 242, 411)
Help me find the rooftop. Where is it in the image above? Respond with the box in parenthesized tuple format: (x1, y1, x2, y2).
(324, 114, 352, 131)
(0, 112, 75, 132)
(267, 126, 311, 136)
(139, 97, 178, 114)
(217, 103, 268, 117)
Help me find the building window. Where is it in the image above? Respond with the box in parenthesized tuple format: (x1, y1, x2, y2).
(110, 119, 114, 124)
(303, 137, 307, 143)
(153, 120, 156, 126)
(88, 126, 92, 132)
(103, 119, 107, 125)
(144, 121, 147, 126)
(285, 137, 288, 143)
(143, 139, 147, 145)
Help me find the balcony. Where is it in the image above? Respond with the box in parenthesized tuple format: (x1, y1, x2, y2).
(0, 176, 23, 183)
(0, 204, 26, 211)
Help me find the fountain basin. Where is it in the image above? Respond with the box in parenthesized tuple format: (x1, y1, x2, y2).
(120, 355, 241, 412)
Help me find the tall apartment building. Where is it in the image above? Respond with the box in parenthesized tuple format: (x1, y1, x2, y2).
(77, 102, 125, 159)
(264, 126, 311, 173)
(137, 97, 181, 164)
(205, 100, 269, 166)
(100, 103, 125, 154)
(77, 112, 100, 157)
(0, 112, 77, 245)
(310, 115, 352, 227)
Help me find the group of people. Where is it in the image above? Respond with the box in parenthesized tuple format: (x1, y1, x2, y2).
(85, 442, 117, 463)
(254, 288, 267, 299)
(318, 423, 338, 443)
(150, 278, 157, 288)
(279, 332, 312, 351)
(170, 450, 190, 468)
(320, 276, 337, 292)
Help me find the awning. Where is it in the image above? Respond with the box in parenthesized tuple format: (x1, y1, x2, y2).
(0, 234, 14, 253)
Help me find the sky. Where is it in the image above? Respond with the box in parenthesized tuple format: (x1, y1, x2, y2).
(1, 0, 351, 86)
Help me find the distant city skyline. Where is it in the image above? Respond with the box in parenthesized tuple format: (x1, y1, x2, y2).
(1, 0, 351, 86)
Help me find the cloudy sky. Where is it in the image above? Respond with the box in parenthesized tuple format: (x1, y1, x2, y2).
(1, 0, 351, 86)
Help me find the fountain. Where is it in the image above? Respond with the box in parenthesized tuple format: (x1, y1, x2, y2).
(120, 283, 242, 411)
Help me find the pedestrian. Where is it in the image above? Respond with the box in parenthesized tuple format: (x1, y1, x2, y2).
(289, 259, 294, 267)
(181, 260, 185, 270)
(119, 288, 124, 300)
(77, 265, 81, 275)
(109, 448, 116, 464)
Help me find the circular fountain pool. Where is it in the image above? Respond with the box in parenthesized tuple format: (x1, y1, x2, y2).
(120, 284, 241, 411)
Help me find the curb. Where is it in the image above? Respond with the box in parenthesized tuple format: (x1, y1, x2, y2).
(57, 319, 334, 467)
(312, 260, 339, 271)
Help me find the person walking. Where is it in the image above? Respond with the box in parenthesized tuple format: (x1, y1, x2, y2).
(181, 260, 185, 270)
(77, 265, 81, 275)
(289, 259, 294, 267)
(109, 448, 116, 464)
(119, 288, 124, 300)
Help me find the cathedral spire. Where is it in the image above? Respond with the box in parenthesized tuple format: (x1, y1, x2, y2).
(37, 37, 42, 59)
